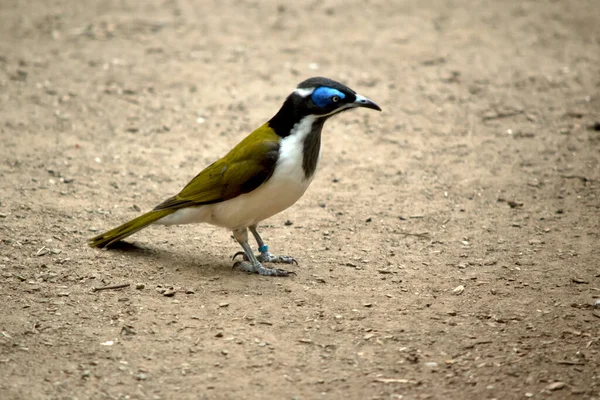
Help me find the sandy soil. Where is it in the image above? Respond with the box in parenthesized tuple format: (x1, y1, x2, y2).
(1, 0, 599, 399)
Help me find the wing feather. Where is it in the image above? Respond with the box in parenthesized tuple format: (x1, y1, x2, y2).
(153, 124, 280, 211)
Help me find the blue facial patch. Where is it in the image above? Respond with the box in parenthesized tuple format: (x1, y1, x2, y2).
(311, 87, 345, 108)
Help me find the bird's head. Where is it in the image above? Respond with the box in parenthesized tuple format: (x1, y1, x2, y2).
(293, 77, 382, 117)
(268, 77, 381, 136)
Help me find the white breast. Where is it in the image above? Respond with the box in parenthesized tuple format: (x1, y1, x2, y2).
(157, 116, 319, 230)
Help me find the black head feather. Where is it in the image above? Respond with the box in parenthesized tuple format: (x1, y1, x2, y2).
(297, 77, 357, 95)
(269, 77, 375, 136)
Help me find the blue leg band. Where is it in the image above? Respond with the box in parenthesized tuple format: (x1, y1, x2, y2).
(258, 245, 269, 253)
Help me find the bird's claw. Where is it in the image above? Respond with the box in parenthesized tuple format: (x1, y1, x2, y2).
(233, 261, 295, 277)
(232, 251, 298, 265)
(232, 251, 248, 261)
(259, 253, 298, 265)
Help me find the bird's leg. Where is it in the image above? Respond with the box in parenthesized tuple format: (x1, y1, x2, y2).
(249, 225, 298, 265)
(232, 228, 293, 277)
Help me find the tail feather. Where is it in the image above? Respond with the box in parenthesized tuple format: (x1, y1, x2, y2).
(88, 209, 174, 248)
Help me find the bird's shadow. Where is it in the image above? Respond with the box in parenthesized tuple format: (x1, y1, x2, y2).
(102, 240, 234, 277)
(104, 240, 156, 254)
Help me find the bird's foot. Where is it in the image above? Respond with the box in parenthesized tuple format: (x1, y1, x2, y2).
(233, 261, 295, 277)
(259, 252, 298, 265)
(232, 251, 298, 265)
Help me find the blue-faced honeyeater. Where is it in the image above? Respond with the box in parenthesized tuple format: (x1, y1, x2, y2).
(89, 77, 381, 276)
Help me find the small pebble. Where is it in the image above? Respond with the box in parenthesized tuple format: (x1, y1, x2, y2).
(135, 372, 148, 381)
(163, 290, 176, 297)
(546, 382, 566, 391)
(219, 302, 229, 308)
(135, 283, 145, 290)
(452, 285, 465, 295)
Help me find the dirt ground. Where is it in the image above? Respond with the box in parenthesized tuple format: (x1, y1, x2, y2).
(1, 0, 599, 399)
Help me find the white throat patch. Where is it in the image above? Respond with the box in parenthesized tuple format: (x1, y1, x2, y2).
(289, 115, 317, 140)
(278, 115, 319, 181)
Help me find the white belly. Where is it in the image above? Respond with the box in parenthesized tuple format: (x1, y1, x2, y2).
(157, 173, 312, 230)
(211, 167, 312, 229)
(157, 117, 319, 230)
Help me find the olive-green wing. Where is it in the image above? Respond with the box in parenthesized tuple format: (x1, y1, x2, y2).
(153, 124, 280, 211)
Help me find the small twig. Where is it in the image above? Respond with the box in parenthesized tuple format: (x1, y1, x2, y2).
(397, 231, 430, 238)
(555, 360, 585, 366)
(463, 340, 493, 349)
(482, 110, 524, 121)
(120, 325, 136, 335)
(560, 175, 594, 183)
(117, 96, 140, 106)
(498, 198, 524, 208)
(92, 283, 130, 292)
(374, 378, 417, 384)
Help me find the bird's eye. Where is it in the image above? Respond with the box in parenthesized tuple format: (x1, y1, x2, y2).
(331, 95, 340, 103)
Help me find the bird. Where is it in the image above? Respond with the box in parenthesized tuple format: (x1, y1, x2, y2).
(89, 77, 381, 276)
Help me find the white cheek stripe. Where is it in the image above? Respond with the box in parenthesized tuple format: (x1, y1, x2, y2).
(294, 87, 315, 97)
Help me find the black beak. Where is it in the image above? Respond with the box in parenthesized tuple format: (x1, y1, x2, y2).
(353, 94, 382, 111)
